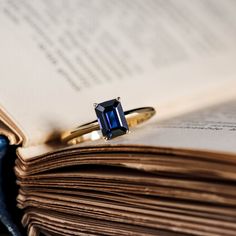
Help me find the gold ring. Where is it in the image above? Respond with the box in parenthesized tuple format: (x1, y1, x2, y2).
(61, 98, 156, 145)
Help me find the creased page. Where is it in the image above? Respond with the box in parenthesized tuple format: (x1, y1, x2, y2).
(0, 0, 236, 146)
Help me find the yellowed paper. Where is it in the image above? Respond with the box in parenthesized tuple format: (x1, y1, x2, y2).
(1, 0, 236, 147)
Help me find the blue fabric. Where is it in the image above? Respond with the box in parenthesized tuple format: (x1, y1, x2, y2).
(0, 136, 22, 236)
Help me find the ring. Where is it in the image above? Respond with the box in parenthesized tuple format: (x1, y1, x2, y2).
(61, 98, 156, 145)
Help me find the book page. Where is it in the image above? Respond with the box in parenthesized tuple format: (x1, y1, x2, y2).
(0, 0, 236, 146)
(0, 120, 20, 144)
(18, 98, 236, 161)
(107, 98, 236, 156)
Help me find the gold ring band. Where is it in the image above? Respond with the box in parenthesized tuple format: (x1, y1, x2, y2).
(61, 107, 155, 145)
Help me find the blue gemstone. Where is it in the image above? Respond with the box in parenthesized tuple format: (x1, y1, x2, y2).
(106, 110, 118, 129)
(95, 99, 129, 139)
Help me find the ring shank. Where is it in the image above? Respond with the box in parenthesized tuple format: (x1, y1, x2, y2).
(61, 107, 155, 144)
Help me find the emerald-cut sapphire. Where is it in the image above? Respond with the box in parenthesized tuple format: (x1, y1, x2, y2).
(95, 98, 129, 139)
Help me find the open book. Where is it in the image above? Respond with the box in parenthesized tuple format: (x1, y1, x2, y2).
(1, 0, 236, 235)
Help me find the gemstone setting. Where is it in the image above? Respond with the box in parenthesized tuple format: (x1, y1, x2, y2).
(95, 98, 129, 139)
